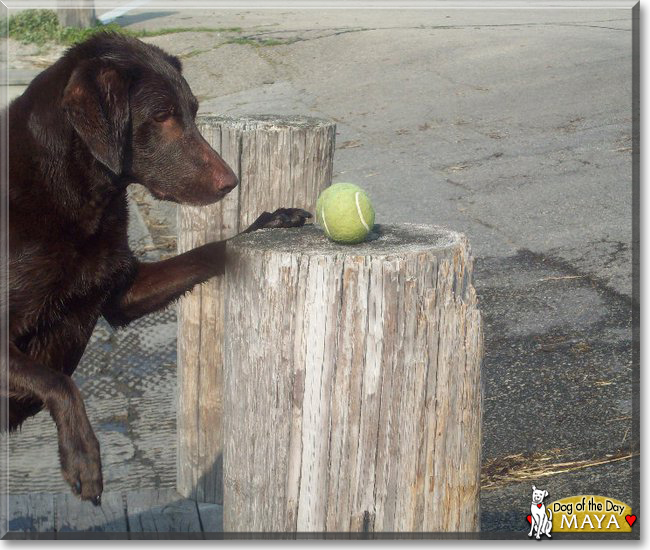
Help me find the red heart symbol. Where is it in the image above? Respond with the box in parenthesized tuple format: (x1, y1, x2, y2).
(537, 503, 542, 508)
(625, 515, 636, 527)
(527, 515, 532, 524)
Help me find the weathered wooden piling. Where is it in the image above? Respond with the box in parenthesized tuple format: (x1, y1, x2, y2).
(222, 224, 483, 532)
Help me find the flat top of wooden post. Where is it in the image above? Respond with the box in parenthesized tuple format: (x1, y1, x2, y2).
(227, 224, 465, 258)
(197, 114, 334, 130)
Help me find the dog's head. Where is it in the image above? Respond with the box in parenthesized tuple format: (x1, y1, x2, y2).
(531, 485, 548, 505)
(59, 32, 237, 205)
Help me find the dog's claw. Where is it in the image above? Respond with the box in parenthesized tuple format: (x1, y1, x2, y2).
(245, 207, 312, 233)
(59, 426, 103, 505)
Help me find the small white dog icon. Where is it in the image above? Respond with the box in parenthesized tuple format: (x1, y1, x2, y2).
(528, 485, 553, 539)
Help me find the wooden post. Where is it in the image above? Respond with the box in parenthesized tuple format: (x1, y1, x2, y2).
(57, 1, 96, 28)
(177, 115, 336, 504)
(223, 224, 483, 533)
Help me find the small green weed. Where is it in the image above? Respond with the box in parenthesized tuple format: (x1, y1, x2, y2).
(135, 26, 243, 38)
(2, 9, 244, 46)
(5, 9, 59, 45)
(179, 48, 210, 59)
(225, 36, 297, 47)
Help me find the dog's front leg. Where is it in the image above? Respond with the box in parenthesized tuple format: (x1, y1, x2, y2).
(535, 516, 543, 539)
(103, 240, 227, 327)
(528, 514, 536, 537)
(103, 208, 310, 327)
(8, 344, 103, 504)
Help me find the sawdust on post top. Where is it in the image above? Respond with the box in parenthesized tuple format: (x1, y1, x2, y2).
(228, 224, 464, 259)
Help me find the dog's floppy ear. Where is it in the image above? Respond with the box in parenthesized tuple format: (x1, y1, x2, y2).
(532, 485, 536, 491)
(62, 60, 130, 175)
(544, 490, 548, 498)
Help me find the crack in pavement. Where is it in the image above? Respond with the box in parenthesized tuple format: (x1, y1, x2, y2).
(234, 18, 631, 44)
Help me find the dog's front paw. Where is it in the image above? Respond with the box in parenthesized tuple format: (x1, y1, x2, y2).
(59, 428, 103, 506)
(245, 208, 312, 233)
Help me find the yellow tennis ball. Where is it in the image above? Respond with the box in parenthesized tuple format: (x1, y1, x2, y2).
(316, 183, 375, 244)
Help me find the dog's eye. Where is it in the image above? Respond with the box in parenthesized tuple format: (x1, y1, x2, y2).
(153, 108, 174, 122)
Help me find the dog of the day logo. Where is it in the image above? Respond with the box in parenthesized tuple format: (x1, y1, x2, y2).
(527, 485, 553, 539)
(526, 486, 635, 536)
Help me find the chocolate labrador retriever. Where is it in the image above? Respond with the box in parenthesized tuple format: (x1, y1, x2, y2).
(6, 32, 309, 505)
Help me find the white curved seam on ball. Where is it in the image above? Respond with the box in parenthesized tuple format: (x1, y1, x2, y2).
(355, 192, 370, 231)
(321, 208, 331, 237)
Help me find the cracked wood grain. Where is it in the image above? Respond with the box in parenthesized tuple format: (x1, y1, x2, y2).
(222, 224, 483, 533)
(177, 115, 335, 504)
